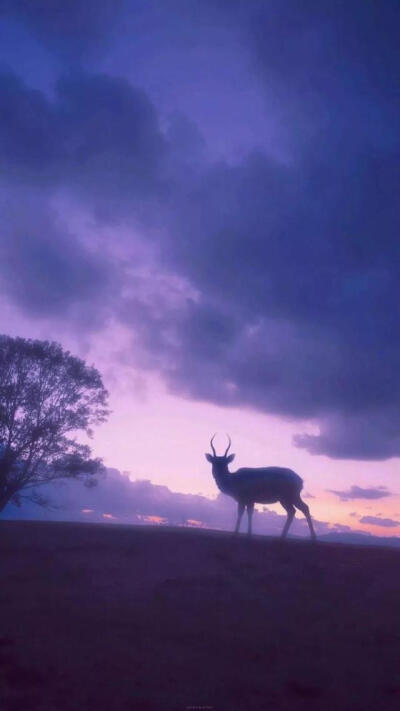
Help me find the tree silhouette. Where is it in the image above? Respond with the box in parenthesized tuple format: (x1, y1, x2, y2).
(0, 335, 109, 513)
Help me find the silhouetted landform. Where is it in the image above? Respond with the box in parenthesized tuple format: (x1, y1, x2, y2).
(1, 520, 400, 711)
(320, 531, 400, 548)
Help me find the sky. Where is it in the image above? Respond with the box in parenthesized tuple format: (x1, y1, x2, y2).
(0, 0, 399, 537)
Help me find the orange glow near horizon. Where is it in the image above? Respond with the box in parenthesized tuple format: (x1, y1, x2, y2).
(137, 514, 168, 524)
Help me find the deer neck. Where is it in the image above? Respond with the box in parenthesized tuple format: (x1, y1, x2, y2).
(212, 464, 233, 494)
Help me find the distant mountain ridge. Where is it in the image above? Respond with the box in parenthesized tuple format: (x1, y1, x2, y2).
(318, 531, 400, 548)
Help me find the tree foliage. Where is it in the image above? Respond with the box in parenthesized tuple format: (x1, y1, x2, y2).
(0, 335, 109, 512)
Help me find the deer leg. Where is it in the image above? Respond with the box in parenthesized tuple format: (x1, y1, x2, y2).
(234, 501, 245, 535)
(294, 497, 317, 540)
(280, 501, 295, 539)
(247, 503, 254, 537)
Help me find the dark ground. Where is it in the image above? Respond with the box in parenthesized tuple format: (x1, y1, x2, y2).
(0, 520, 399, 711)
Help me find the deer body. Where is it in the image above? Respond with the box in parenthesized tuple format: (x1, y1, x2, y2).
(206, 436, 316, 540)
(211, 465, 303, 503)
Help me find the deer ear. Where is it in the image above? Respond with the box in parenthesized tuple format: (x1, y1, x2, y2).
(205, 453, 213, 462)
(227, 453, 235, 463)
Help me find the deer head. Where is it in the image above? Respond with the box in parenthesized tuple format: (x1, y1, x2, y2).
(205, 434, 235, 478)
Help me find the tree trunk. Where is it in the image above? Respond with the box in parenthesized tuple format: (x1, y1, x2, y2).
(0, 489, 14, 513)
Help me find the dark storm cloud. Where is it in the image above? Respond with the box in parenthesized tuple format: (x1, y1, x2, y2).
(209, 0, 399, 149)
(0, 193, 113, 321)
(0, 70, 166, 201)
(0, 68, 168, 322)
(327, 486, 392, 502)
(1, 1, 400, 460)
(124, 0, 400, 460)
(1, 0, 126, 59)
(360, 515, 400, 528)
(294, 411, 400, 461)
(123, 138, 400, 458)
(255, 1, 399, 124)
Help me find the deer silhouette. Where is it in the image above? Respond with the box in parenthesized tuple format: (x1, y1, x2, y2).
(206, 434, 316, 540)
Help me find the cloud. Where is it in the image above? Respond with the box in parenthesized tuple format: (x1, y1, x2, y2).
(0, 70, 167, 201)
(4, 468, 400, 543)
(1, 3, 400, 460)
(0, 192, 114, 324)
(3, 467, 331, 537)
(0, 68, 171, 324)
(225, 0, 399, 149)
(144, 130, 400, 459)
(1, 0, 126, 59)
(328, 486, 392, 502)
(120, 2, 400, 460)
(359, 515, 400, 529)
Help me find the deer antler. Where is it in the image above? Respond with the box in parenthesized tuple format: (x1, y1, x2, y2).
(210, 434, 217, 456)
(224, 433, 232, 457)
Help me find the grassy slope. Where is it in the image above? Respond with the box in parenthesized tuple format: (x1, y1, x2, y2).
(0, 520, 399, 711)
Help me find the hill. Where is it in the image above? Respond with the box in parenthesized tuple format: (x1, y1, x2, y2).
(1, 520, 399, 710)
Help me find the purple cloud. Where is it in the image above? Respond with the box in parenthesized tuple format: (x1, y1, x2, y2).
(0, 2, 400, 460)
(327, 486, 392, 502)
(2, 467, 333, 538)
(360, 516, 400, 528)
